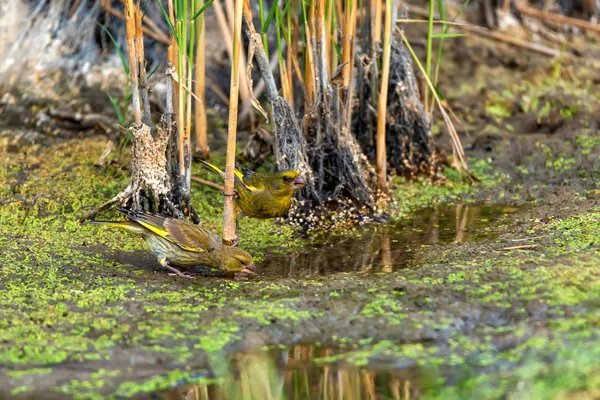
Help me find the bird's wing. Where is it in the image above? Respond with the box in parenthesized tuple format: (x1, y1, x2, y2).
(233, 172, 258, 192)
(86, 220, 147, 235)
(117, 208, 214, 253)
(242, 172, 268, 191)
(199, 160, 226, 178)
(237, 164, 256, 181)
(201, 160, 257, 192)
(163, 219, 217, 253)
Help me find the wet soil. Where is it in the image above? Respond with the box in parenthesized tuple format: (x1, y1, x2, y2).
(2, 133, 600, 398)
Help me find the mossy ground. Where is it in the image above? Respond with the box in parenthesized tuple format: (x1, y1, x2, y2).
(2, 132, 600, 398)
(2, 31, 600, 400)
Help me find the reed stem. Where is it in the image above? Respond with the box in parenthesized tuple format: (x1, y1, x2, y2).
(123, 0, 141, 125)
(223, 0, 244, 244)
(194, 0, 209, 156)
(376, 0, 393, 193)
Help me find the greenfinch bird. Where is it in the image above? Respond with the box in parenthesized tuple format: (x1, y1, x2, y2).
(199, 161, 307, 219)
(88, 208, 256, 277)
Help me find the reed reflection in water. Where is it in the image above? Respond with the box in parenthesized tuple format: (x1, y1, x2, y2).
(258, 204, 520, 278)
(150, 345, 421, 400)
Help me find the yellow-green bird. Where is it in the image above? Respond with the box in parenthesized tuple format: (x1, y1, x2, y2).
(88, 207, 256, 277)
(199, 161, 307, 219)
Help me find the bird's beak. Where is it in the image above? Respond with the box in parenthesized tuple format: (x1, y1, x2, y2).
(242, 263, 257, 275)
(291, 176, 307, 189)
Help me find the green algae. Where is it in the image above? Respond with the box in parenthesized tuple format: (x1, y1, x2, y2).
(11, 386, 34, 395)
(113, 371, 213, 398)
(391, 157, 506, 218)
(6, 368, 52, 379)
(312, 340, 439, 367)
(2, 137, 600, 397)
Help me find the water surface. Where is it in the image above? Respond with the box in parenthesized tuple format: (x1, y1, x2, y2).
(143, 344, 424, 400)
(258, 204, 520, 278)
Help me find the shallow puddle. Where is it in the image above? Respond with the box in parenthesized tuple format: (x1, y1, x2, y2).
(258, 204, 521, 278)
(138, 204, 524, 398)
(142, 344, 424, 400)
(1, 203, 536, 398)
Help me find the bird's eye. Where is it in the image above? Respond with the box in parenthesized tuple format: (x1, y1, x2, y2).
(283, 176, 292, 183)
(240, 260, 247, 265)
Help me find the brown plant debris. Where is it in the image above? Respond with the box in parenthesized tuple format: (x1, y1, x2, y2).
(354, 42, 443, 180)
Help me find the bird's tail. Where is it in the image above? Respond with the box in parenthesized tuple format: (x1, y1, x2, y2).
(86, 220, 146, 235)
(199, 160, 225, 179)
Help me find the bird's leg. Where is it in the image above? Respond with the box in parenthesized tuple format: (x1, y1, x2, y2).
(165, 266, 194, 278)
(157, 257, 194, 279)
(221, 189, 239, 198)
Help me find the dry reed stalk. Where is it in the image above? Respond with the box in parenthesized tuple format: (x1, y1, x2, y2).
(335, 0, 345, 29)
(223, 0, 244, 244)
(69, 0, 83, 16)
(408, 5, 566, 57)
(280, 60, 293, 104)
(167, 0, 179, 130)
(325, 0, 331, 72)
(213, 0, 253, 118)
(191, 176, 225, 191)
(327, 0, 338, 74)
(343, 0, 357, 128)
(207, 78, 231, 105)
(290, 48, 307, 88)
(370, 0, 381, 137)
(374, 0, 382, 43)
(341, 0, 356, 88)
(285, 60, 294, 108)
(309, 0, 320, 101)
(275, 3, 293, 105)
(213, 0, 233, 52)
(286, 1, 298, 107)
(515, 1, 600, 33)
(304, 20, 316, 104)
(316, 0, 328, 95)
(458, 23, 564, 57)
(225, 0, 235, 35)
(503, 244, 538, 250)
(174, 3, 188, 181)
(186, 1, 196, 165)
(399, 28, 476, 181)
(101, 1, 171, 44)
(123, 0, 141, 124)
(134, 3, 151, 127)
(375, 0, 393, 192)
(396, 18, 473, 27)
(194, 0, 209, 157)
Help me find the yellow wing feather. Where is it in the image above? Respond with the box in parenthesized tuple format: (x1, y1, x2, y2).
(200, 160, 259, 192)
(134, 219, 170, 240)
(117, 209, 212, 253)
